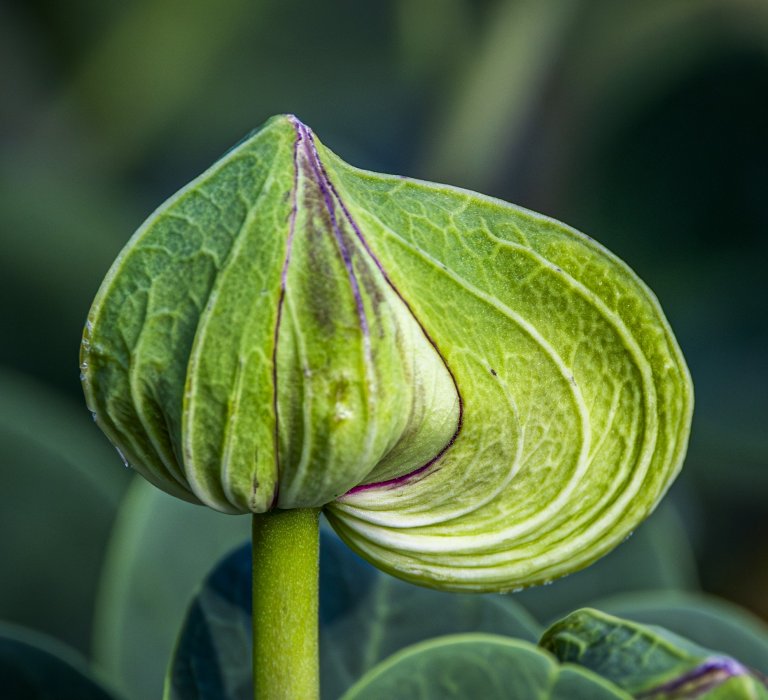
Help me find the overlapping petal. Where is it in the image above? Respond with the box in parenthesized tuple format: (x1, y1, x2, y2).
(81, 115, 692, 592)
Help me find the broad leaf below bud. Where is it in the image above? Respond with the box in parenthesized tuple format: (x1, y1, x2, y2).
(81, 115, 693, 591)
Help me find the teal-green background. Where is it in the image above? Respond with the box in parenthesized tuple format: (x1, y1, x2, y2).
(1, 0, 766, 686)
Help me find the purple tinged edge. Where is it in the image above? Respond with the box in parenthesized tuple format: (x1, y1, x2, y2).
(296, 120, 371, 343)
(637, 657, 767, 698)
(285, 117, 464, 496)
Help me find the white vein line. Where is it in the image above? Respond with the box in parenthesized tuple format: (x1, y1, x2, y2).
(333, 228, 593, 541)
(329, 214, 658, 567)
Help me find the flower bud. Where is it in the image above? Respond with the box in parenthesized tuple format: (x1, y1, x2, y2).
(82, 115, 692, 591)
(81, 115, 460, 514)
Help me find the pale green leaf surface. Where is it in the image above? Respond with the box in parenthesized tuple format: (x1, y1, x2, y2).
(340, 634, 632, 700)
(541, 608, 768, 699)
(511, 500, 698, 623)
(318, 128, 692, 590)
(83, 115, 692, 591)
(589, 591, 768, 674)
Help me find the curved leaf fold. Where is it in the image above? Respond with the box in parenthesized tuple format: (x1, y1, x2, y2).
(82, 114, 692, 590)
(541, 608, 768, 699)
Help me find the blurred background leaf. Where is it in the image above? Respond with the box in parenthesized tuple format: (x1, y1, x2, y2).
(341, 635, 631, 700)
(0, 621, 120, 700)
(166, 533, 541, 700)
(1, 0, 767, 695)
(93, 479, 248, 700)
(108, 495, 696, 698)
(0, 370, 130, 653)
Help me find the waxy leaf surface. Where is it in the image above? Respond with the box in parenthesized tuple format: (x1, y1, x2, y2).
(340, 634, 631, 700)
(82, 115, 692, 590)
(591, 591, 768, 674)
(541, 608, 768, 699)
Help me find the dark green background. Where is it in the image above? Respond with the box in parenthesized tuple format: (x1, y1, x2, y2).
(1, 0, 766, 685)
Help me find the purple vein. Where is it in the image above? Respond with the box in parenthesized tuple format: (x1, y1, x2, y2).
(269, 118, 303, 509)
(300, 124, 464, 494)
(297, 121, 371, 345)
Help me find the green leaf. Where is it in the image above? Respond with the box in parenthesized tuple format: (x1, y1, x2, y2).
(165, 529, 541, 700)
(341, 634, 632, 700)
(0, 621, 119, 700)
(540, 608, 768, 699)
(317, 530, 542, 697)
(0, 369, 129, 653)
(589, 591, 768, 675)
(93, 478, 249, 700)
(83, 114, 692, 591)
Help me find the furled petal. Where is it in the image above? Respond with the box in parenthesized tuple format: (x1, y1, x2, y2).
(81, 115, 692, 591)
(314, 131, 692, 591)
(81, 116, 459, 514)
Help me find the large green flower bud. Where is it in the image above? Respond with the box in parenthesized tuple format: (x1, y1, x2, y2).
(81, 116, 459, 513)
(81, 115, 693, 591)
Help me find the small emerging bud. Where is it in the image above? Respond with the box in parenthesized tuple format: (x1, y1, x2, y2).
(541, 608, 768, 698)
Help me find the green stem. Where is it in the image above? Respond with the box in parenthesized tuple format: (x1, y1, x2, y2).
(252, 508, 321, 700)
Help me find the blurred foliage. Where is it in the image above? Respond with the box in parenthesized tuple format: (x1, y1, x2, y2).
(166, 533, 541, 700)
(94, 487, 696, 698)
(1, 0, 766, 696)
(0, 622, 119, 700)
(0, 370, 130, 652)
(93, 479, 248, 700)
(166, 536, 768, 700)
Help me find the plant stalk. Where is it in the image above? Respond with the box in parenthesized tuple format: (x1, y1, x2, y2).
(252, 507, 321, 700)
